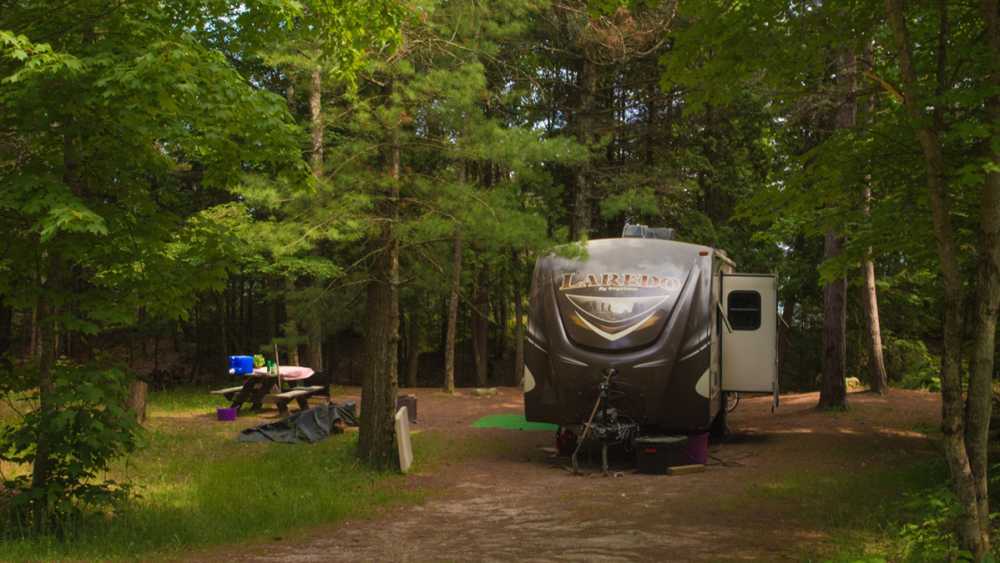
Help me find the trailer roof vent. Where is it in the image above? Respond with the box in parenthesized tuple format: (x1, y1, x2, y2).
(621, 223, 675, 241)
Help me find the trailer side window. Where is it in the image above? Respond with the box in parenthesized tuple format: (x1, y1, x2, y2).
(727, 291, 761, 330)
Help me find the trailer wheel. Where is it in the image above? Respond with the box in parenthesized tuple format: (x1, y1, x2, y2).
(556, 427, 577, 456)
(726, 391, 740, 413)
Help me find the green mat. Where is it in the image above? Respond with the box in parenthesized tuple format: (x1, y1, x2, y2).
(471, 413, 558, 431)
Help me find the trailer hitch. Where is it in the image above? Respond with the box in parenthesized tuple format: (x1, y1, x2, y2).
(571, 368, 637, 476)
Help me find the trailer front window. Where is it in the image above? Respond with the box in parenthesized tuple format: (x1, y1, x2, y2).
(727, 291, 761, 330)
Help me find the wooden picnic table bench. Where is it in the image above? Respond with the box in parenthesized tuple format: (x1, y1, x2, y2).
(265, 385, 327, 416)
(209, 386, 245, 401)
(210, 368, 330, 416)
(210, 375, 278, 412)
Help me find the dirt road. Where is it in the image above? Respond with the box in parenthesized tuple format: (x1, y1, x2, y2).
(197, 388, 938, 562)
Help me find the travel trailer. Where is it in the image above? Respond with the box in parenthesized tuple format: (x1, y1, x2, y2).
(523, 225, 778, 458)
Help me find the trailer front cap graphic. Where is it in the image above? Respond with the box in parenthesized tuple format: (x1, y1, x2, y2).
(559, 271, 680, 341)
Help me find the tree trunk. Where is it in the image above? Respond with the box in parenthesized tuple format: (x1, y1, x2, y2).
(305, 314, 323, 372)
(513, 264, 525, 387)
(245, 280, 254, 352)
(885, 0, 985, 556)
(472, 270, 489, 387)
(819, 231, 848, 409)
(285, 323, 300, 365)
(153, 335, 160, 372)
(644, 81, 657, 165)
(966, 139, 1000, 555)
(818, 48, 854, 410)
(310, 66, 323, 178)
(863, 186, 889, 395)
(282, 279, 301, 366)
(31, 293, 55, 530)
(963, 0, 1000, 550)
(302, 66, 325, 372)
(325, 329, 336, 385)
(264, 279, 276, 346)
(126, 380, 148, 424)
(444, 233, 462, 393)
(495, 288, 507, 360)
(439, 298, 449, 360)
(570, 57, 597, 241)
(31, 129, 84, 528)
(358, 84, 401, 470)
(0, 303, 11, 358)
(218, 292, 230, 360)
(29, 303, 38, 359)
(406, 313, 419, 388)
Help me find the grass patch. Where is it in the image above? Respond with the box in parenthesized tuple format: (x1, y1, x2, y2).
(146, 386, 221, 414)
(0, 387, 437, 560)
(740, 455, 968, 561)
(470, 413, 558, 431)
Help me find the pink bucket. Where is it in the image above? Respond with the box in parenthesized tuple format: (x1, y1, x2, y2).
(217, 407, 237, 421)
(687, 432, 709, 464)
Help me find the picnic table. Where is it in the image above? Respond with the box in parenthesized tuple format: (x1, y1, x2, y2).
(211, 366, 319, 414)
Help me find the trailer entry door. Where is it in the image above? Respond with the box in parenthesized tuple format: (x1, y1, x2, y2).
(721, 274, 777, 397)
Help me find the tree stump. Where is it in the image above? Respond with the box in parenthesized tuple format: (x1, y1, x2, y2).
(126, 380, 148, 424)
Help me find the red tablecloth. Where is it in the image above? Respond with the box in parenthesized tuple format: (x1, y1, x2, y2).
(252, 366, 315, 381)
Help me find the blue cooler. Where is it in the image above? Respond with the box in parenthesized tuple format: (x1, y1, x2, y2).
(228, 355, 255, 375)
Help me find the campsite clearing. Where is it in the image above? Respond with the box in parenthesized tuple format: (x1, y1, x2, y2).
(188, 387, 941, 562)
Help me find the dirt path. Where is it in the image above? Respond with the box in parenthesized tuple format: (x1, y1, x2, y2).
(193, 388, 939, 562)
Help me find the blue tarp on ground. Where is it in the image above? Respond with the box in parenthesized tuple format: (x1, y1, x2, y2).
(237, 402, 357, 444)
